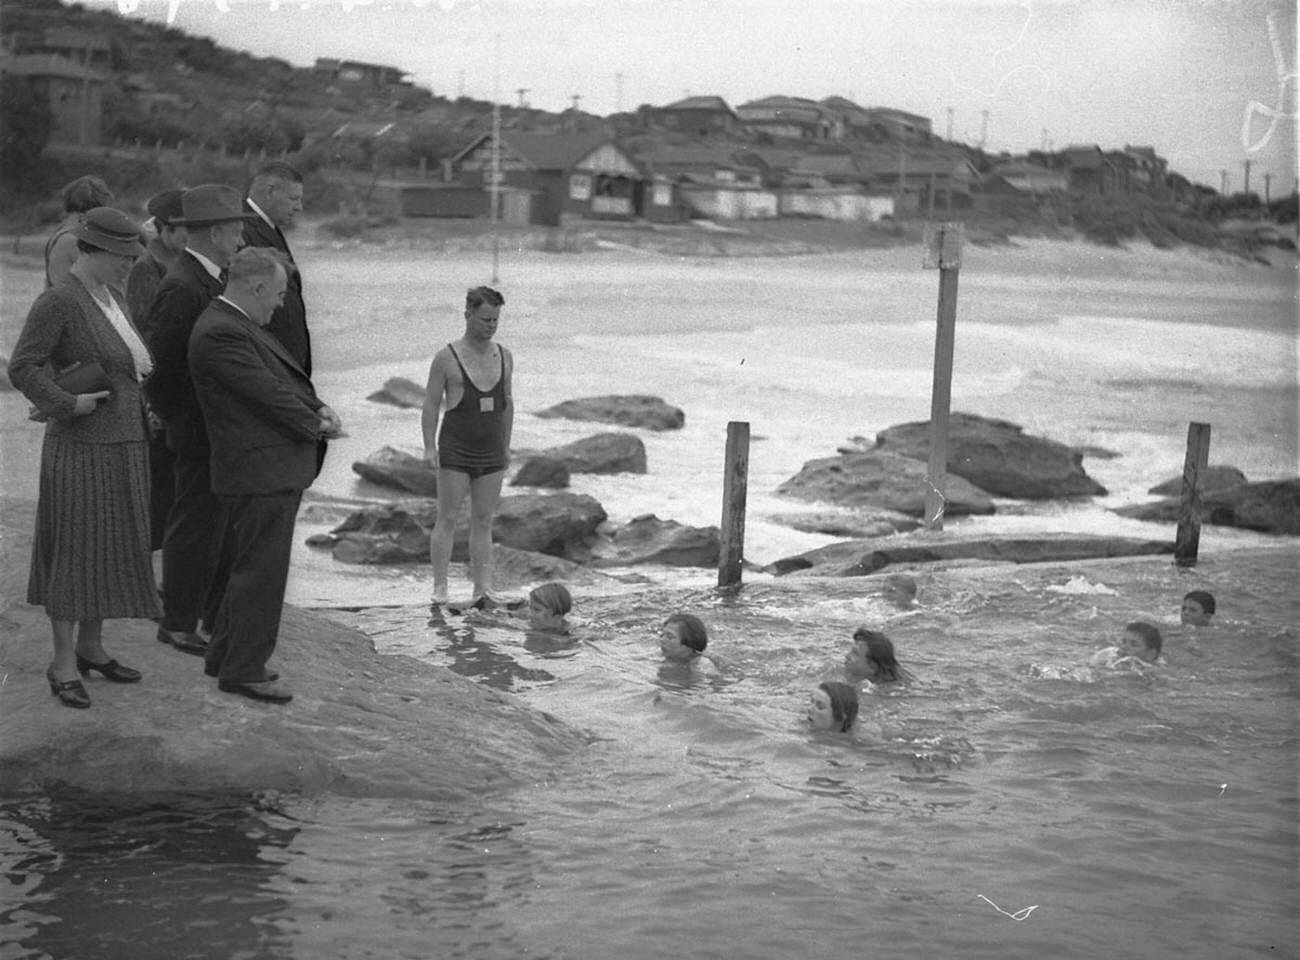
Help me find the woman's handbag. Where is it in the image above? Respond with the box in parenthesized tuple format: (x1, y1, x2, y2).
(28, 360, 112, 421)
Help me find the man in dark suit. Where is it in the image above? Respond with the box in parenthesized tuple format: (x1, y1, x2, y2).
(188, 247, 342, 703)
(144, 183, 255, 656)
(243, 161, 310, 374)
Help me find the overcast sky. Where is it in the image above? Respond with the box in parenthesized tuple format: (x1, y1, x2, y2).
(98, 0, 1296, 195)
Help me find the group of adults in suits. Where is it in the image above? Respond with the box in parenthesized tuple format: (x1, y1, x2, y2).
(9, 161, 338, 709)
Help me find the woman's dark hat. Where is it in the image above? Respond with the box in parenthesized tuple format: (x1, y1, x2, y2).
(146, 189, 186, 226)
(72, 207, 145, 257)
(178, 184, 257, 226)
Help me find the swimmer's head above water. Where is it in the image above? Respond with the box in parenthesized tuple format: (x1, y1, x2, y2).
(659, 613, 708, 661)
(809, 681, 859, 733)
(1121, 621, 1163, 663)
(846, 628, 905, 683)
(1180, 591, 1215, 627)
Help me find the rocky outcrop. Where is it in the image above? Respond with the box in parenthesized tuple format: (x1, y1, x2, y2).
(769, 533, 1175, 576)
(535, 395, 685, 431)
(492, 492, 609, 560)
(1115, 478, 1300, 535)
(351, 446, 437, 497)
(366, 376, 427, 409)
(872, 413, 1107, 499)
(775, 450, 995, 517)
(308, 493, 609, 564)
(1148, 466, 1248, 496)
(765, 508, 921, 538)
(589, 514, 720, 567)
(542, 433, 647, 474)
(510, 455, 571, 489)
(0, 602, 586, 799)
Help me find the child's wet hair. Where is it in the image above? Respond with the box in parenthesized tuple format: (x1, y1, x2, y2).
(853, 627, 902, 681)
(1126, 621, 1164, 657)
(1183, 590, 1216, 615)
(529, 582, 572, 616)
(819, 681, 860, 732)
(664, 613, 708, 652)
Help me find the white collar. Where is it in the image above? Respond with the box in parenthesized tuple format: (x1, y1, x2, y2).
(246, 197, 275, 230)
(186, 247, 224, 281)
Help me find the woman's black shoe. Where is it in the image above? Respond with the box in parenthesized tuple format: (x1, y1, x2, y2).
(76, 656, 142, 683)
(47, 667, 91, 708)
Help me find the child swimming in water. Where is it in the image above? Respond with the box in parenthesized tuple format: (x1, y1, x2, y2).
(881, 574, 918, 609)
(1090, 621, 1163, 667)
(808, 680, 859, 733)
(1180, 590, 1216, 626)
(526, 582, 572, 631)
(844, 628, 912, 683)
(659, 613, 708, 662)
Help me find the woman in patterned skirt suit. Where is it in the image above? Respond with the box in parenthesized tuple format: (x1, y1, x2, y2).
(9, 207, 161, 708)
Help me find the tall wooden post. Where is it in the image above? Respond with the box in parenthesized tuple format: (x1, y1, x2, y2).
(718, 421, 750, 587)
(922, 223, 963, 530)
(1174, 422, 1212, 566)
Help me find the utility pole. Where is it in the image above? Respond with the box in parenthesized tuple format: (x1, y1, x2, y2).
(1243, 159, 1252, 195)
(1220, 169, 1229, 195)
(570, 94, 582, 112)
(515, 88, 529, 108)
(1264, 172, 1272, 203)
(946, 106, 954, 142)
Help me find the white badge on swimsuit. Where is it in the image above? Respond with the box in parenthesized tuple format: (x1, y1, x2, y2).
(480, 397, 495, 412)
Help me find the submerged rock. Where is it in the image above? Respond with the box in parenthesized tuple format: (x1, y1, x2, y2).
(366, 376, 428, 409)
(769, 532, 1175, 576)
(872, 413, 1107, 499)
(542, 433, 647, 474)
(535, 395, 685, 431)
(351, 446, 437, 497)
(1147, 466, 1248, 496)
(589, 514, 720, 567)
(1115, 478, 1300, 535)
(310, 493, 609, 564)
(776, 450, 995, 517)
(765, 508, 921, 538)
(0, 603, 586, 799)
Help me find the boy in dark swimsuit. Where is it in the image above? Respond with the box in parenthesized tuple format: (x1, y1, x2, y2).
(422, 286, 514, 607)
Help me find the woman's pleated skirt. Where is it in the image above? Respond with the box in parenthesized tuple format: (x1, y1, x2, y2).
(28, 434, 162, 621)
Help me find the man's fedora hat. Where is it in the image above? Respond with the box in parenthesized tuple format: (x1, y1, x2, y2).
(146, 188, 186, 226)
(72, 207, 146, 257)
(178, 184, 257, 226)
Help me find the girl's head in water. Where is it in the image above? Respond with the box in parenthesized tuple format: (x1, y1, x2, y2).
(660, 613, 708, 661)
(1180, 591, 1215, 626)
(809, 681, 859, 733)
(528, 583, 572, 628)
(846, 628, 904, 683)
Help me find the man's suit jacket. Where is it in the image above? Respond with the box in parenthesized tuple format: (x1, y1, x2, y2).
(188, 298, 323, 497)
(242, 203, 312, 376)
(143, 251, 224, 458)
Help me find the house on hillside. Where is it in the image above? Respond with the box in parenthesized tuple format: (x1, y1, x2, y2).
(822, 98, 932, 144)
(1055, 144, 1123, 194)
(452, 131, 645, 225)
(0, 50, 105, 146)
(314, 57, 409, 88)
(736, 96, 843, 141)
(19, 28, 112, 70)
(858, 147, 980, 213)
(652, 96, 742, 138)
(631, 142, 769, 221)
(975, 159, 1069, 215)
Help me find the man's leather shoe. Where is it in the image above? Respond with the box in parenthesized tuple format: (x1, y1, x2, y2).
(157, 626, 208, 656)
(218, 679, 293, 703)
(205, 663, 278, 682)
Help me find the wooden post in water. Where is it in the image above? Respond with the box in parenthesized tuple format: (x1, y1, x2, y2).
(922, 223, 963, 530)
(1174, 422, 1212, 566)
(718, 421, 750, 588)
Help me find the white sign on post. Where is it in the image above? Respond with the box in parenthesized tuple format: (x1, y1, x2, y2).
(923, 222, 964, 269)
